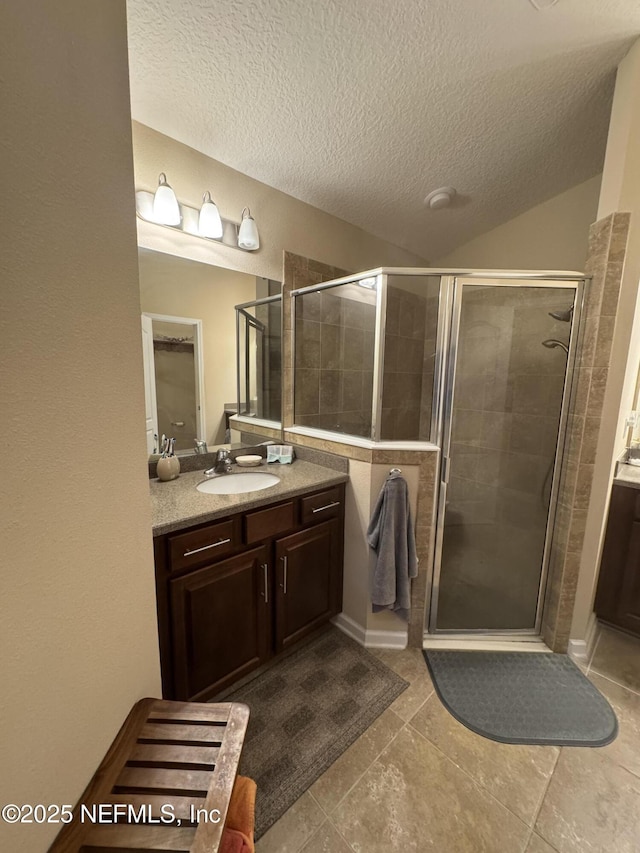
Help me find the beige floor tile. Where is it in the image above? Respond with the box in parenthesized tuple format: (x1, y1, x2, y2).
(300, 819, 353, 852)
(589, 673, 640, 778)
(372, 647, 431, 681)
(371, 649, 435, 722)
(410, 694, 559, 825)
(387, 670, 434, 722)
(526, 832, 559, 853)
(255, 792, 325, 853)
(310, 707, 404, 813)
(332, 725, 529, 852)
(535, 747, 640, 853)
(590, 625, 640, 692)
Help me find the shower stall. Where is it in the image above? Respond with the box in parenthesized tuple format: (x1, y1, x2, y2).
(291, 269, 585, 638)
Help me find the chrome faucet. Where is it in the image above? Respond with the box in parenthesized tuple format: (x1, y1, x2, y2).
(204, 448, 233, 477)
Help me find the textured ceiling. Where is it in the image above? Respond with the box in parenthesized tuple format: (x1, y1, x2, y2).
(127, 0, 640, 259)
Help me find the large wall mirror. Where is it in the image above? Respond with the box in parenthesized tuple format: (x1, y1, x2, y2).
(138, 248, 282, 455)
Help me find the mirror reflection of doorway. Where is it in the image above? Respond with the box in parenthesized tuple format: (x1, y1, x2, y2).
(141, 313, 205, 454)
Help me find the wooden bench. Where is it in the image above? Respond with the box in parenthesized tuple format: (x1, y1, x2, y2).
(48, 698, 251, 853)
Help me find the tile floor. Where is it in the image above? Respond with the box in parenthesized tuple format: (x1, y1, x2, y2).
(255, 624, 640, 852)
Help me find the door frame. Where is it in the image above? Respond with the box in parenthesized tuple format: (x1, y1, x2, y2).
(142, 312, 206, 445)
(427, 276, 586, 637)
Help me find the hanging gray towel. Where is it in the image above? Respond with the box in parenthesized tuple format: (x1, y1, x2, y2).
(367, 471, 418, 620)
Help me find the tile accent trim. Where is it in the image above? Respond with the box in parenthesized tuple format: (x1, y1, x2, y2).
(543, 212, 631, 652)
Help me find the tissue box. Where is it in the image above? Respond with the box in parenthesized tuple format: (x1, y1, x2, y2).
(267, 445, 295, 464)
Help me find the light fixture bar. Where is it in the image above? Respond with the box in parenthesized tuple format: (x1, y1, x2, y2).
(135, 190, 260, 252)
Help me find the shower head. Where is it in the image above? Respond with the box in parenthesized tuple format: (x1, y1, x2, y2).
(542, 339, 569, 355)
(549, 306, 574, 322)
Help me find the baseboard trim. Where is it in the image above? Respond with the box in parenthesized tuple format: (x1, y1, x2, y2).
(568, 612, 600, 663)
(332, 613, 408, 650)
(332, 613, 367, 645)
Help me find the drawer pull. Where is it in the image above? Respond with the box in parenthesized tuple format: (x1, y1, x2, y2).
(280, 555, 288, 594)
(262, 563, 269, 605)
(311, 500, 340, 514)
(183, 538, 231, 557)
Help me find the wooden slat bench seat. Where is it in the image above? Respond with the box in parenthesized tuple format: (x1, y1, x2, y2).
(48, 697, 250, 853)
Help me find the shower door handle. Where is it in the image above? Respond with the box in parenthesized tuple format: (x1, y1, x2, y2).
(442, 456, 451, 484)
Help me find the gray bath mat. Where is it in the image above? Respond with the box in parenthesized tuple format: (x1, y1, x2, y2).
(423, 650, 618, 747)
(226, 628, 408, 839)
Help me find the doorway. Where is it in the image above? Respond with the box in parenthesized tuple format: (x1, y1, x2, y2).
(428, 277, 583, 636)
(142, 313, 205, 453)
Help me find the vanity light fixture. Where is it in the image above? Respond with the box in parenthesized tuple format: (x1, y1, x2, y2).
(237, 207, 260, 251)
(135, 177, 261, 253)
(198, 191, 223, 239)
(153, 173, 181, 225)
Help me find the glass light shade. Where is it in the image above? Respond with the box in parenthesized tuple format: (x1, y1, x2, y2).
(238, 207, 260, 250)
(198, 191, 223, 239)
(153, 173, 181, 225)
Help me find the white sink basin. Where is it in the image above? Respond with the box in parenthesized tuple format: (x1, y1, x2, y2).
(197, 472, 280, 495)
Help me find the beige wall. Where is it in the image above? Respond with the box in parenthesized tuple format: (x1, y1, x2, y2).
(435, 175, 601, 271)
(138, 250, 256, 444)
(0, 4, 161, 851)
(572, 39, 640, 639)
(133, 122, 428, 283)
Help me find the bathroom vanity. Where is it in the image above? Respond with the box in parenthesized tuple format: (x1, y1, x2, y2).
(595, 465, 640, 638)
(150, 462, 347, 701)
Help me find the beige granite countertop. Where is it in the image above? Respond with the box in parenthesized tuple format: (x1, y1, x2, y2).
(150, 460, 349, 535)
(614, 463, 640, 490)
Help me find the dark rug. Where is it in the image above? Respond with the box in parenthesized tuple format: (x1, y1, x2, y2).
(424, 650, 618, 747)
(226, 628, 408, 839)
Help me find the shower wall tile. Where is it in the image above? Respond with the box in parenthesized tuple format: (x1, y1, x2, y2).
(342, 326, 364, 368)
(283, 250, 351, 432)
(543, 212, 630, 652)
(319, 370, 341, 414)
(382, 284, 439, 442)
(601, 263, 625, 315)
(296, 319, 321, 368)
(586, 367, 609, 418)
(295, 368, 320, 415)
(593, 317, 616, 368)
(320, 324, 341, 370)
(574, 464, 595, 511)
(579, 417, 601, 465)
(407, 450, 440, 647)
(321, 292, 342, 325)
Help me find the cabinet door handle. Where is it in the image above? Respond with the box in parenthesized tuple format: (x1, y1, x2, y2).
(262, 563, 269, 605)
(311, 500, 341, 514)
(280, 555, 288, 594)
(183, 538, 231, 557)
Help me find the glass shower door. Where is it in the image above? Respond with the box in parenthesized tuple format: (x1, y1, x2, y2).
(431, 278, 580, 633)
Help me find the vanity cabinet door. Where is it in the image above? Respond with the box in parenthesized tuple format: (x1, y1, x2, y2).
(274, 519, 341, 653)
(596, 485, 640, 637)
(170, 545, 270, 701)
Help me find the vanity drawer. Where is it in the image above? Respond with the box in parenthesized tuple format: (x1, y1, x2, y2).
(245, 501, 295, 544)
(300, 486, 343, 524)
(168, 518, 239, 572)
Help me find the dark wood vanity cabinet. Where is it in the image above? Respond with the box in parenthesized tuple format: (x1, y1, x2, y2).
(154, 483, 345, 701)
(275, 519, 342, 653)
(595, 484, 640, 637)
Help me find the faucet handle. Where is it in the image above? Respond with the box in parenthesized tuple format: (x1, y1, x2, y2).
(216, 448, 230, 460)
